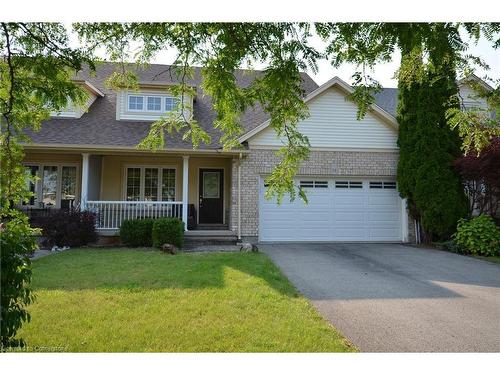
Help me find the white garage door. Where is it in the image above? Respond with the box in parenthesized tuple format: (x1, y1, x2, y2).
(259, 178, 403, 242)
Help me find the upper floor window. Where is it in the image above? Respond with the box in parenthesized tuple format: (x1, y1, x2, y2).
(147, 97, 162, 111)
(127, 94, 180, 113)
(165, 97, 180, 111)
(128, 96, 144, 111)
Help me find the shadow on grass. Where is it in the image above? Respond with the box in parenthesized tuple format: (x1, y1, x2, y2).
(31, 248, 298, 297)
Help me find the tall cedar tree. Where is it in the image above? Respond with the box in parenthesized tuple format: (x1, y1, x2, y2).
(397, 26, 468, 241)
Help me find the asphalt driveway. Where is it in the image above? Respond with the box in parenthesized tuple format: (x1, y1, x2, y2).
(262, 243, 500, 352)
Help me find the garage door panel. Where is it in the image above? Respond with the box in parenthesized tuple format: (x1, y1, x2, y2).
(368, 196, 399, 206)
(333, 198, 365, 209)
(333, 212, 364, 221)
(301, 211, 332, 221)
(367, 211, 400, 221)
(259, 177, 402, 242)
(296, 229, 331, 240)
(260, 211, 296, 222)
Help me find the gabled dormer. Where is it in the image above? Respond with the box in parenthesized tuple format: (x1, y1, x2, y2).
(50, 80, 104, 119)
(458, 74, 493, 111)
(115, 83, 193, 121)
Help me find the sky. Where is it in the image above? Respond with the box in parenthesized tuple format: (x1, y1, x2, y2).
(152, 33, 499, 87)
(73, 26, 499, 88)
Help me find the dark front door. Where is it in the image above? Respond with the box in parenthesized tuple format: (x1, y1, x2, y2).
(199, 168, 224, 224)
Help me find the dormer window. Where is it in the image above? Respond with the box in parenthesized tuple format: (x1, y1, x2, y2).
(127, 94, 180, 113)
(165, 97, 180, 111)
(147, 97, 162, 111)
(128, 95, 144, 111)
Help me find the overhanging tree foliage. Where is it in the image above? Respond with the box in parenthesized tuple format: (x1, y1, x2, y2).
(74, 23, 499, 206)
(0, 22, 92, 349)
(1, 22, 499, 344)
(396, 24, 468, 240)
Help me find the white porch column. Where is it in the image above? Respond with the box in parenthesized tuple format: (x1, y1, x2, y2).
(182, 156, 189, 231)
(80, 153, 90, 210)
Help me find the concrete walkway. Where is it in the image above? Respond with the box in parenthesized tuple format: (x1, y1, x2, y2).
(262, 243, 500, 352)
(30, 249, 53, 260)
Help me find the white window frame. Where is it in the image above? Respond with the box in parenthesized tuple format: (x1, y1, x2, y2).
(146, 96, 162, 112)
(127, 93, 181, 114)
(369, 181, 397, 190)
(127, 95, 144, 111)
(299, 180, 328, 189)
(165, 97, 180, 112)
(21, 163, 80, 209)
(123, 165, 178, 202)
(335, 180, 364, 189)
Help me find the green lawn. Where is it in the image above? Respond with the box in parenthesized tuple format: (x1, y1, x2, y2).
(16, 248, 355, 352)
(473, 255, 500, 264)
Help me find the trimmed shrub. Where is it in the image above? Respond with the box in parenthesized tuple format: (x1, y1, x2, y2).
(119, 218, 155, 247)
(152, 218, 184, 249)
(453, 215, 500, 256)
(39, 209, 97, 247)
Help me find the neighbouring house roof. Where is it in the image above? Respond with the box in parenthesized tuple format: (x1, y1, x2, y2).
(26, 62, 319, 150)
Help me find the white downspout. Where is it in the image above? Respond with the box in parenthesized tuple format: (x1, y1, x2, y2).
(237, 153, 242, 241)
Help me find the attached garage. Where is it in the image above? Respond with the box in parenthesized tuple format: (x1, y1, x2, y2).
(259, 177, 406, 242)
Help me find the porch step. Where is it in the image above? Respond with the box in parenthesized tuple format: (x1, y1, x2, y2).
(184, 230, 237, 248)
(195, 224, 229, 230)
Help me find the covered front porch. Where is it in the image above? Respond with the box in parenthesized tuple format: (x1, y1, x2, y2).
(22, 148, 243, 237)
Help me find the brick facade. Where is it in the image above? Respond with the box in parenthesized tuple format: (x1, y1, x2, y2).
(230, 148, 415, 242)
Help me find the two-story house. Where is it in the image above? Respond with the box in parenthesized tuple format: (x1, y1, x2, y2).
(21, 62, 489, 243)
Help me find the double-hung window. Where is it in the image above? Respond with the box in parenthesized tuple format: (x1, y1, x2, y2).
(23, 164, 78, 208)
(125, 166, 176, 201)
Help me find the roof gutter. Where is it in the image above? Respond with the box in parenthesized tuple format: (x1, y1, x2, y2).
(22, 143, 250, 156)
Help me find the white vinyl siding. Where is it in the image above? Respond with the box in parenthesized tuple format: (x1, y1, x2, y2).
(459, 83, 488, 110)
(248, 87, 398, 149)
(50, 94, 98, 119)
(116, 89, 192, 121)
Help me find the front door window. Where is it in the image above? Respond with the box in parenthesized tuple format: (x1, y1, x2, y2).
(202, 171, 220, 198)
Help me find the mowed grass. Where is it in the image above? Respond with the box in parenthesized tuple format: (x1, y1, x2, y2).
(17, 248, 355, 352)
(473, 255, 500, 265)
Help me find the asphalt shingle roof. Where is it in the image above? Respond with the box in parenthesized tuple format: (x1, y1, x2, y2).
(374, 88, 399, 117)
(27, 62, 319, 149)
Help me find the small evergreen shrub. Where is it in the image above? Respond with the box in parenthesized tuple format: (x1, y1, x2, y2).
(39, 209, 97, 247)
(152, 218, 184, 249)
(119, 218, 155, 247)
(453, 215, 500, 256)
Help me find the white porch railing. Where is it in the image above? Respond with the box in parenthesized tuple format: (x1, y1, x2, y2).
(87, 201, 183, 230)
